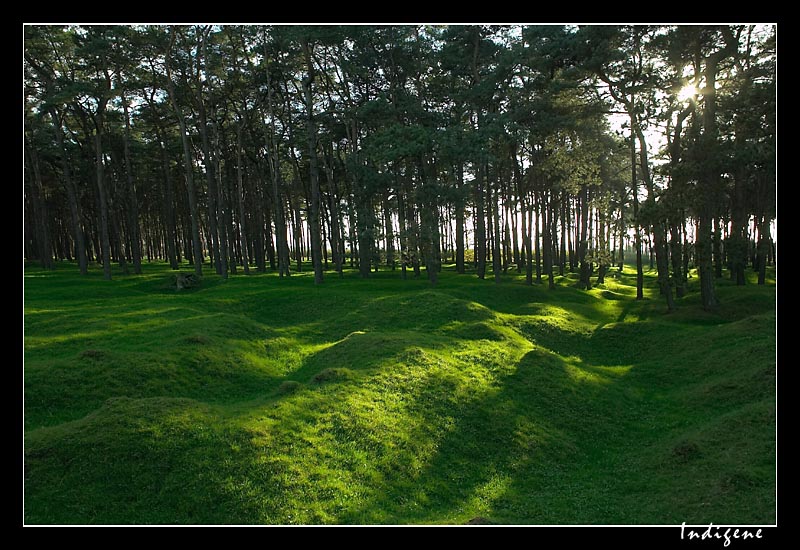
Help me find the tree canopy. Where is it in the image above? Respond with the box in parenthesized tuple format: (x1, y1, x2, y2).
(24, 24, 776, 309)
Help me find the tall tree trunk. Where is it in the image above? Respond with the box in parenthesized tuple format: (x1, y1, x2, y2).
(617, 202, 625, 271)
(49, 108, 87, 274)
(634, 122, 674, 311)
(160, 140, 179, 269)
(455, 163, 466, 274)
(756, 215, 769, 285)
(578, 186, 592, 290)
(93, 118, 112, 280)
(533, 191, 541, 284)
(695, 41, 731, 310)
(670, 221, 685, 297)
(235, 120, 250, 274)
(490, 168, 501, 284)
(629, 128, 643, 300)
(265, 66, 291, 278)
(713, 216, 723, 279)
(543, 191, 555, 289)
(475, 163, 486, 280)
(120, 90, 142, 274)
(166, 28, 203, 277)
(418, 158, 439, 286)
(301, 37, 324, 285)
(512, 151, 532, 285)
(24, 136, 53, 269)
(397, 183, 408, 280)
(383, 189, 395, 270)
(560, 194, 568, 276)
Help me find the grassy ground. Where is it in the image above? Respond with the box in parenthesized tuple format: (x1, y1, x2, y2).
(23, 260, 776, 525)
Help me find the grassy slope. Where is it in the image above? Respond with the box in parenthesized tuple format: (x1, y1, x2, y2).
(23, 261, 776, 525)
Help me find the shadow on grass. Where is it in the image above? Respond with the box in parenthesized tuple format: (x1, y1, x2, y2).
(333, 344, 634, 524)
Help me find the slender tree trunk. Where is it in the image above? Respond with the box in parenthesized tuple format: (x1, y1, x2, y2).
(166, 28, 203, 277)
(383, 189, 395, 270)
(696, 47, 728, 310)
(160, 140, 179, 269)
(542, 191, 555, 289)
(397, 184, 408, 280)
(235, 120, 250, 274)
(475, 163, 486, 280)
(24, 137, 53, 269)
(94, 121, 112, 280)
(578, 186, 592, 290)
(301, 38, 324, 284)
(713, 216, 723, 278)
(534, 191, 541, 284)
(757, 215, 769, 285)
(490, 171, 501, 284)
(455, 163, 466, 274)
(120, 91, 142, 274)
(49, 108, 87, 274)
(617, 202, 625, 271)
(513, 152, 532, 285)
(560, 195, 568, 276)
(633, 123, 674, 311)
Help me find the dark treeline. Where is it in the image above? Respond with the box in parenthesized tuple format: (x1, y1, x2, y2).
(23, 24, 775, 310)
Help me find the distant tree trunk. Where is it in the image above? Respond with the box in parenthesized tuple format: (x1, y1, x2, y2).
(93, 115, 112, 281)
(159, 140, 179, 270)
(713, 216, 723, 279)
(597, 207, 607, 285)
(670, 221, 685, 297)
(560, 194, 568, 276)
(120, 90, 142, 275)
(543, 191, 555, 289)
(696, 43, 730, 310)
(629, 129, 643, 300)
(418, 159, 439, 286)
(301, 37, 324, 285)
(756, 215, 769, 285)
(697, 211, 718, 307)
(235, 120, 250, 275)
(213, 118, 230, 278)
(578, 186, 592, 290)
(397, 183, 408, 280)
(512, 151, 532, 286)
(510, 198, 519, 272)
(24, 136, 53, 269)
(617, 202, 625, 271)
(568, 198, 577, 273)
(383, 189, 395, 270)
(490, 172, 501, 284)
(729, 175, 747, 286)
(475, 163, 486, 280)
(455, 163, 466, 274)
(49, 108, 87, 274)
(166, 28, 203, 277)
(533, 191, 542, 284)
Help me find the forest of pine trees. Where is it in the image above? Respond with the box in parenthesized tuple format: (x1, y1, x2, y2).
(23, 25, 776, 310)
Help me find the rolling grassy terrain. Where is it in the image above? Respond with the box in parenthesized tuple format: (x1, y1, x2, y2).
(23, 261, 776, 525)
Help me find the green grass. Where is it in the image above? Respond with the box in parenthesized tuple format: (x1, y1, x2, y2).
(23, 260, 776, 525)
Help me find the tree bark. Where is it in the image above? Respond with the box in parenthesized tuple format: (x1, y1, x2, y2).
(166, 27, 203, 277)
(236, 119, 250, 274)
(49, 108, 87, 274)
(475, 163, 486, 280)
(93, 116, 112, 280)
(301, 37, 324, 285)
(455, 163, 466, 274)
(119, 89, 142, 274)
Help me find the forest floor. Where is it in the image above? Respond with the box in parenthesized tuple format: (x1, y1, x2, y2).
(23, 261, 776, 525)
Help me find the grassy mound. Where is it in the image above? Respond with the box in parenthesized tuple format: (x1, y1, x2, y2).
(23, 262, 776, 524)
